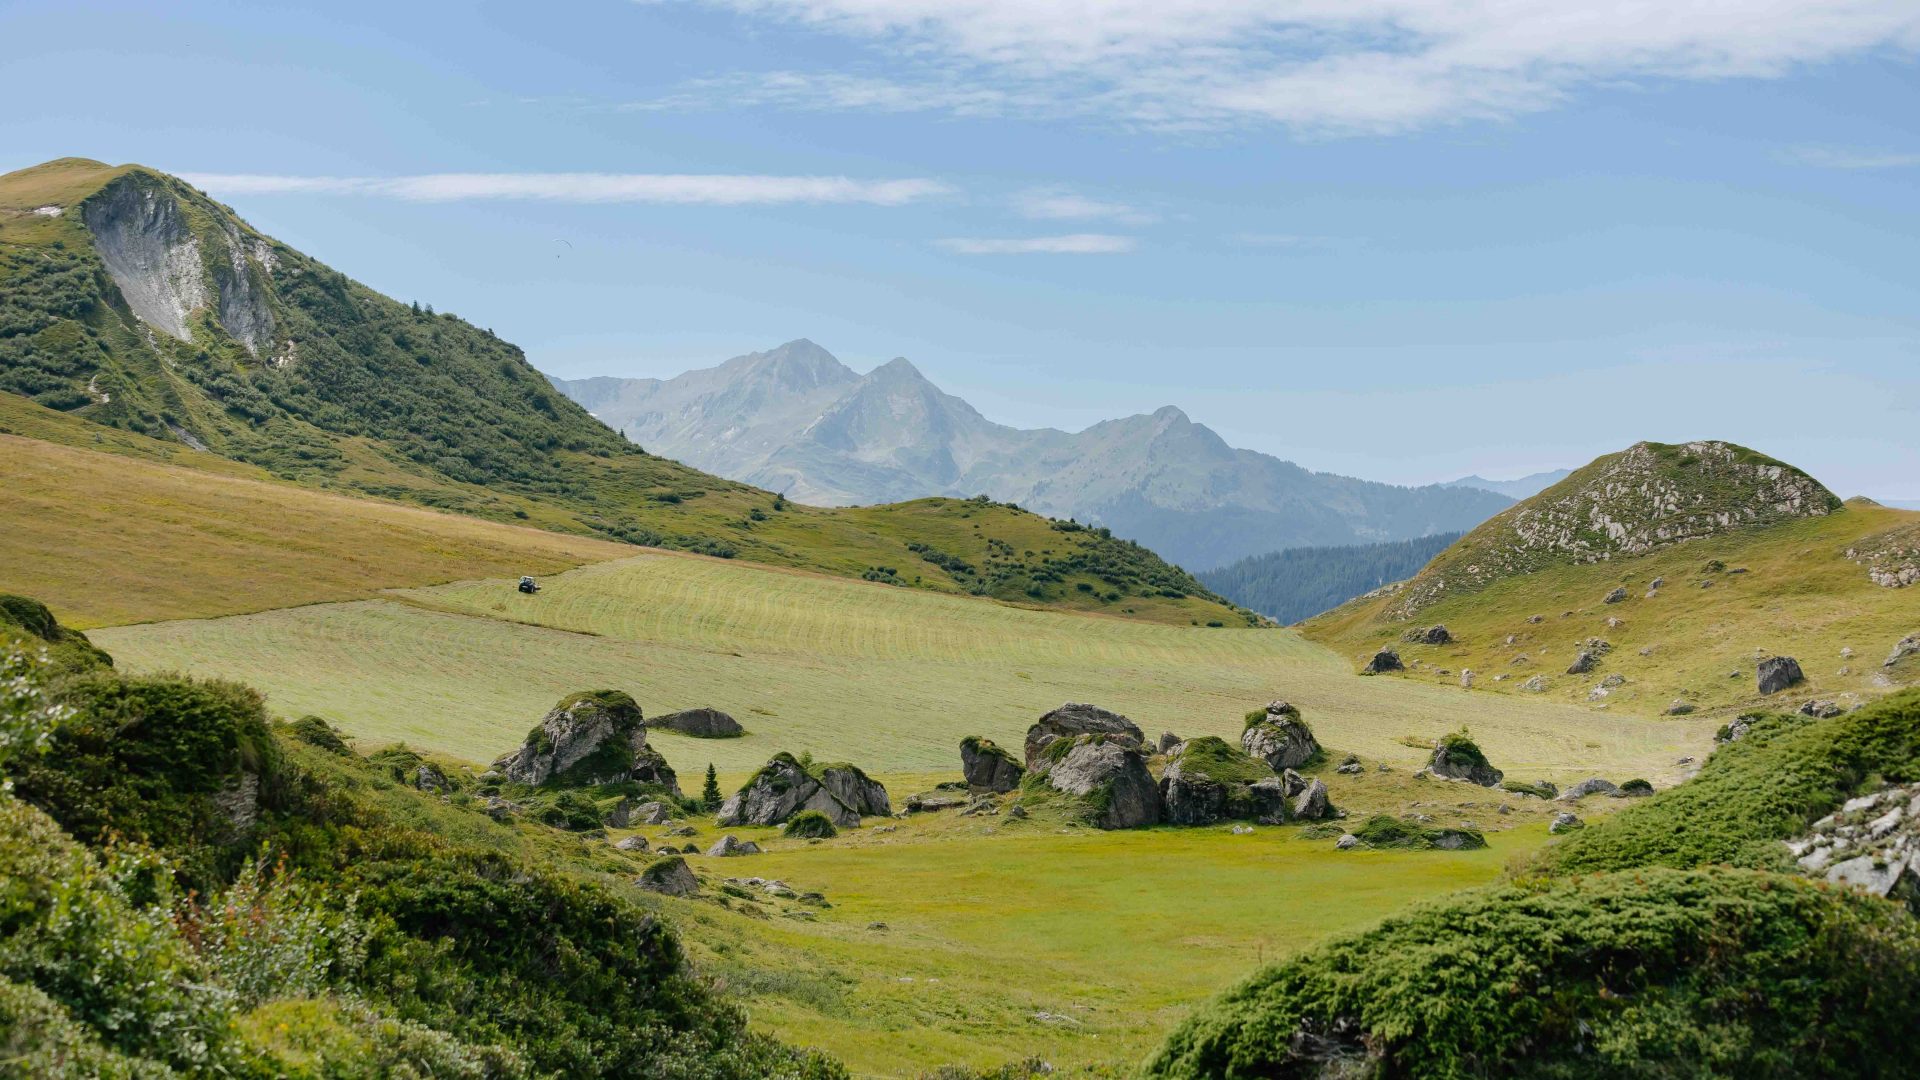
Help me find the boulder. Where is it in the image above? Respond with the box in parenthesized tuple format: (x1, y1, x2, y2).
(1757, 656, 1804, 695)
(1798, 699, 1844, 719)
(1460, 669, 1474, 689)
(1426, 734, 1502, 787)
(1157, 731, 1183, 754)
(494, 690, 680, 795)
(411, 763, 448, 793)
(1603, 586, 1628, 604)
(1886, 634, 1920, 668)
(1242, 704, 1320, 771)
(1548, 812, 1583, 834)
(634, 800, 674, 825)
(1024, 703, 1144, 768)
(1663, 700, 1696, 716)
(815, 762, 891, 816)
(1556, 778, 1619, 801)
(1291, 778, 1331, 820)
(716, 753, 862, 828)
(614, 835, 650, 852)
(707, 834, 762, 857)
(636, 855, 699, 896)
(1402, 625, 1452, 645)
(1247, 777, 1291, 824)
(603, 797, 633, 829)
(1566, 651, 1598, 675)
(1038, 735, 1161, 829)
(1335, 834, 1360, 850)
(653, 707, 744, 738)
(1158, 736, 1275, 826)
(1361, 649, 1404, 675)
(1521, 675, 1548, 692)
(960, 735, 1025, 793)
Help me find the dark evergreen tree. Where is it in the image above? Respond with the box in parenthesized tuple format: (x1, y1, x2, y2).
(702, 762, 722, 811)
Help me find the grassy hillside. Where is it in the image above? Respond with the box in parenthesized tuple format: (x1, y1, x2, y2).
(1307, 500, 1920, 716)
(0, 158, 1244, 627)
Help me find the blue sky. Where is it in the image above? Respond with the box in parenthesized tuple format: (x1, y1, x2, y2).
(3, 0, 1918, 497)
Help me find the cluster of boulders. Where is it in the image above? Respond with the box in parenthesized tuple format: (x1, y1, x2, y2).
(1786, 782, 1920, 913)
(996, 701, 1336, 830)
(716, 753, 890, 828)
(492, 690, 681, 796)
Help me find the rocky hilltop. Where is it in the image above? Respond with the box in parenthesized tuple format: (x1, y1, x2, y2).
(1388, 440, 1840, 617)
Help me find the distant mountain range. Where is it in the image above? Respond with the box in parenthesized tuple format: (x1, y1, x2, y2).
(552, 340, 1514, 570)
(1439, 469, 1572, 501)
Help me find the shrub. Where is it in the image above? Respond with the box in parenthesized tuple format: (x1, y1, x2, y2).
(783, 810, 838, 839)
(286, 714, 352, 755)
(1145, 866, 1920, 1079)
(1538, 690, 1920, 875)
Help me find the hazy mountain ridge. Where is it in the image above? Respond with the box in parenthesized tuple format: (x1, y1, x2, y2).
(1440, 469, 1572, 500)
(554, 341, 1512, 569)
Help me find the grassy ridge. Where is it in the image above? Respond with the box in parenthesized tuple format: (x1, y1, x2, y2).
(1306, 502, 1920, 715)
(93, 554, 1711, 780)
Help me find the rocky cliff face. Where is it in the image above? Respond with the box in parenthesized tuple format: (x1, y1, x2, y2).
(79, 172, 277, 357)
(1390, 441, 1841, 617)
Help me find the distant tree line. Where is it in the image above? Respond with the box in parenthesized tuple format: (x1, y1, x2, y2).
(1199, 532, 1463, 624)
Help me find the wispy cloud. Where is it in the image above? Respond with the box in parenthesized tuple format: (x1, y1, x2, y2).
(937, 233, 1136, 254)
(648, 0, 1920, 135)
(1013, 186, 1157, 224)
(178, 171, 955, 206)
(1781, 145, 1920, 169)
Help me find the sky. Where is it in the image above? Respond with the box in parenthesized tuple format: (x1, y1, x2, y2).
(3, 0, 1918, 498)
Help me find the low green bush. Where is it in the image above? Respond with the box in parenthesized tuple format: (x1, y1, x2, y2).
(783, 810, 839, 839)
(1145, 866, 1920, 1079)
(1538, 690, 1920, 875)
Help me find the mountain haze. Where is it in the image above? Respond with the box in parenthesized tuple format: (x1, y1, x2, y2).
(554, 341, 1513, 569)
(1440, 469, 1572, 500)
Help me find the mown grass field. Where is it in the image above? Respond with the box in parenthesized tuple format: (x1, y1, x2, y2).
(95, 553, 1713, 782)
(1306, 502, 1920, 718)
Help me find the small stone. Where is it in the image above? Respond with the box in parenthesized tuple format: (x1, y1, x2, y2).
(1335, 834, 1360, 850)
(1603, 586, 1628, 604)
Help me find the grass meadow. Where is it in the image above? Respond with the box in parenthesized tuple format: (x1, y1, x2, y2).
(95, 553, 1713, 781)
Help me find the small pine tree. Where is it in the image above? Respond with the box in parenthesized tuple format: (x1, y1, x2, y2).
(701, 763, 721, 811)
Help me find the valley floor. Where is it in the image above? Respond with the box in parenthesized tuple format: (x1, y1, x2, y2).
(82, 552, 1720, 1074)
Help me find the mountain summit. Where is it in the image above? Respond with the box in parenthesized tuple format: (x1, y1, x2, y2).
(553, 344, 1511, 569)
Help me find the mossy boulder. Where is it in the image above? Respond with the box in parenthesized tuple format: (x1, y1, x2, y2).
(1426, 729, 1502, 787)
(1023, 702, 1143, 768)
(1349, 813, 1486, 851)
(492, 690, 679, 795)
(716, 753, 883, 828)
(1024, 734, 1160, 829)
(959, 735, 1024, 793)
(285, 714, 351, 755)
(1160, 736, 1276, 826)
(1241, 701, 1320, 771)
(635, 854, 699, 897)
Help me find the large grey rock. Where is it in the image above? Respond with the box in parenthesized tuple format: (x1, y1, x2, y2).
(614, 834, 650, 852)
(1291, 778, 1331, 820)
(653, 707, 744, 738)
(1242, 703, 1320, 771)
(1556, 778, 1619, 801)
(716, 754, 862, 828)
(1247, 777, 1291, 824)
(1402, 625, 1451, 645)
(1361, 649, 1404, 674)
(1566, 651, 1599, 675)
(637, 855, 699, 896)
(1549, 811, 1583, 834)
(1024, 703, 1144, 768)
(633, 800, 674, 825)
(960, 736, 1025, 793)
(707, 834, 762, 857)
(815, 762, 891, 816)
(493, 690, 680, 795)
(1757, 656, 1804, 695)
(1521, 674, 1548, 692)
(1157, 736, 1275, 827)
(1041, 735, 1161, 829)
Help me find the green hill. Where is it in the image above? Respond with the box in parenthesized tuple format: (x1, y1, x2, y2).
(0, 158, 1246, 627)
(1305, 442, 1918, 715)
